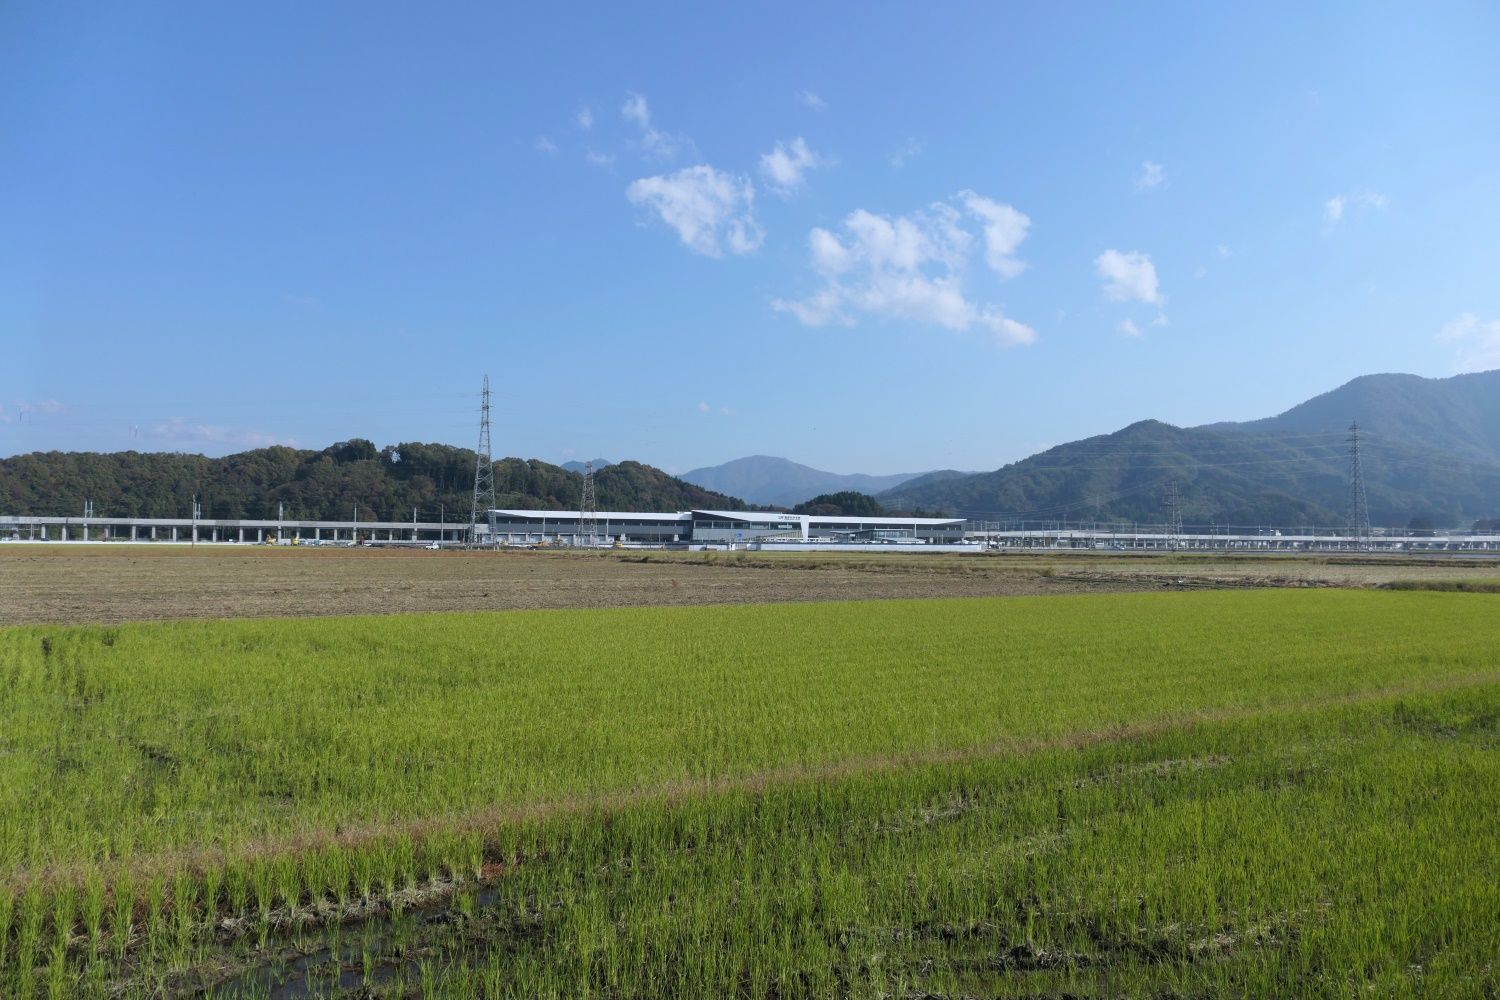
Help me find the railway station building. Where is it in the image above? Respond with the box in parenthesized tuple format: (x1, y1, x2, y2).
(484, 508, 968, 545)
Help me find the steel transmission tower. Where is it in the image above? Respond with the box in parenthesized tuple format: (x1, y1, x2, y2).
(469, 376, 497, 548)
(578, 460, 598, 547)
(1163, 481, 1184, 547)
(1345, 421, 1371, 546)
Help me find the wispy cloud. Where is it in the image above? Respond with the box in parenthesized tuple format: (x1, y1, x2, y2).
(144, 417, 293, 450)
(627, 165, 763, 258)
(758, 137, 828, 196)
(797, 89, 827, 110)
(696, 400, 736, 416)
(772, 191, 1036, 348)
(1437, 313, 1500, 373)
(0, 399, 64, 424)
(1135, 161, 1165, 191)
(1118, 318, 1143, 338)
(585, 150, 616, 168)
(621, 91, 694, 161)
(1095, 249, 1163, 305)
(576, 105, 593, 130)
(888, 137, 924, 168)
(1324, 190, 1388, 226)
(534, 135, 559, 155)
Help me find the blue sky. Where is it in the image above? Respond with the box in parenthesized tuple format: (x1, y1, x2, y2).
(4, 2, 1499, 473)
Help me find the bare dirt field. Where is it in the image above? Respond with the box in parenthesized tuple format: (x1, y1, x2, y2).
(3, 543, 1498, 625)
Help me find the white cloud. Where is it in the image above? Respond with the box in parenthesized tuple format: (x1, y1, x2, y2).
(576, 106, 594, 130)
(1216, 243, 1232, 258)
(1437, 313, 1500, 373)
(1095, 249, 1163, 305)
(1324, 190, 1388, 226)
(958, 191, 1030, 279)
(772, 194, 1037, 348)
(758, 137, 826, 195)
(621, 92, 650, 129)
(1118, 319, 1142, 337)
(888, 137, 924, 168)
(585, 150, 615, 167)
(697, 400, 711, 414)
(1135, 161, 1165, 191)
(534, 135, 559, 155)
(1193, 265, 1208, 279)
(626, 165, 764, 258)
(797, 89, 827, 110)
(620, 91, 693, 160)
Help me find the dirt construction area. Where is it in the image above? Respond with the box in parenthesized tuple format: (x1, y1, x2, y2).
(2, 543, 1497, 625)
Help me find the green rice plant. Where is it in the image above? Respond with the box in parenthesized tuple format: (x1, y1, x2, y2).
(0, 883, 12, 971)
(15, 883, 45, 999)
(142, 875, 165, 963)
(80, 871, 104, 951)
(2, 592, 1499, 996)
(109, 873, 132, 960)
(170, 870, 195, 963)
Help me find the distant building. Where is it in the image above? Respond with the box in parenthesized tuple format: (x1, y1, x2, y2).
(485, 508, 966, 545)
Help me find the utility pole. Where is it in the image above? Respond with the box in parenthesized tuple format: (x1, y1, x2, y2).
(83, 499, 93, 542)
(579, 460, 598, 548)
(469, 375, 497, 549)
(1346, 421, 1371, 549)
(192, 495, 201, 547)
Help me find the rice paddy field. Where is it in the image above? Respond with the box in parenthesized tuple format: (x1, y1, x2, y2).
(1, 589, 1498, 997)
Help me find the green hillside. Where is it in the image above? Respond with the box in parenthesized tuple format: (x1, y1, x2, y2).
(0, 440, 744, 521)
(880, 419, 1500, 528)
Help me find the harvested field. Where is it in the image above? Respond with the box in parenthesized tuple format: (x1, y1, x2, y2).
(3, 543, 1498, 625)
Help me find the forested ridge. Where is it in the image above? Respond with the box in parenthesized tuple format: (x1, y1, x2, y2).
(0, 440, 745, 521)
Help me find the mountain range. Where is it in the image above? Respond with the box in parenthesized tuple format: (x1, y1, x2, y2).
(879, 370, 1500, 528)
(4, 370, 1497, 528)
(680, 455, 930, 508)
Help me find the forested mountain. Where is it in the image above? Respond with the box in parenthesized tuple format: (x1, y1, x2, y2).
(0, 440, 743, 521)
(1211, 370, 1500, 464)
(880, 371, 1500, 528)
(682, 455, 928, 507)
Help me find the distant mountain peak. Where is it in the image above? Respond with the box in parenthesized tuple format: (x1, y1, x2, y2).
(879, 369, 1500, 528)
(680, 455, 933, 508)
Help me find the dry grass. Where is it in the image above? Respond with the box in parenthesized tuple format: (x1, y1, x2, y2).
(3, 543, 1499, 625)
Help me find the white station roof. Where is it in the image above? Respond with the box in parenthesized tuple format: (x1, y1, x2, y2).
(491, 508, 963, 526)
